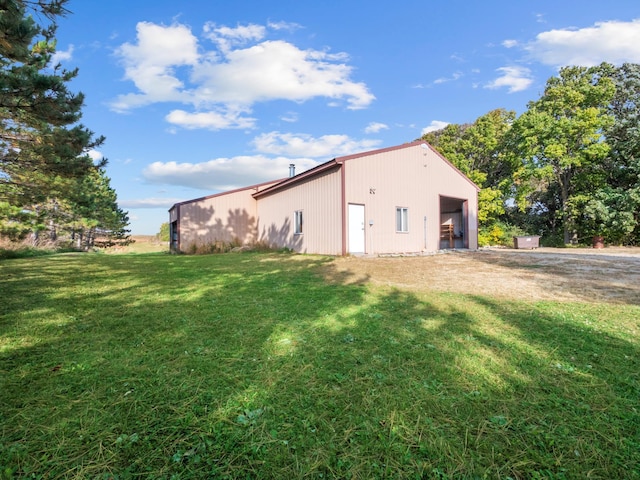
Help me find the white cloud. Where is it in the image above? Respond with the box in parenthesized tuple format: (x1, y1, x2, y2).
(364, 122, 389, 134)
(51, 45, 74, 65)
(526, 18, 640, 66)
(252, 132, 381, 158)
(421, 120, 450, 135)
(267, 21, 302, 32)
(502, 39, 518, 48)
(119, 198, 184, 209)
(142, 155, 320, 190)
(165, 109, 256, 130)
(112, 22, 199, 111)
(433, 71, 463, 85)
(191, 40, 373, 108)
(203, 22, 267, 53)
(111, 21, 374, 119)
(279, 111, 299, 123)
(87, 149, 104, 161)
(206, 23, 266, 42)
(485, 66, 533, 93)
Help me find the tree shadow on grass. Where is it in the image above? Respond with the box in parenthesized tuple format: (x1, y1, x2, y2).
(0, 253, 361, 475)
(219, 288, 639, 478)
(0, 253, 638, 478)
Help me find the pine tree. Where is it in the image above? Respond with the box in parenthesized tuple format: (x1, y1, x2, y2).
(0, 0, 128, 242)
(0, 0, 108, 239)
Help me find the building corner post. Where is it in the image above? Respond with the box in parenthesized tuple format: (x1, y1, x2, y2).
(340, 162, 347, 256)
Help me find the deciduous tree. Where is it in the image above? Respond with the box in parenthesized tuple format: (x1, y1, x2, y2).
(596, 63, 640, 244)
(157, 222, 170, 242)
(510, 65, 615, 244)
(422, 109, 516, 244)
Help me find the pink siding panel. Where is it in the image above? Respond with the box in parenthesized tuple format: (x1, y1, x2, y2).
(257, 168, 342, 255)
(173, 142, 477, 256)
(176, 181, 279, 251)
(343, 143, 478, 254)
(179, 190, 257, 249)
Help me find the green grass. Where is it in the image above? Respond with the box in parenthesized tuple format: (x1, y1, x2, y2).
(1, 252, 638, 479)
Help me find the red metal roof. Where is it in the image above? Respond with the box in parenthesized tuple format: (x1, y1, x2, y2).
(169, 178, 285, 212)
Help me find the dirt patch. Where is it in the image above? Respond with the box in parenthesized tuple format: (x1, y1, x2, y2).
(324, 247, 640, 305)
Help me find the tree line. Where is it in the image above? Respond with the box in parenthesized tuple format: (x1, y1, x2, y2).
(0, 0, 129, 249)
(4, 2, 638, 250)
(422, 63, 640, 247)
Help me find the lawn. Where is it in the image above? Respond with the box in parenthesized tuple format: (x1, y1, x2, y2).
(1, 252, 638, 479)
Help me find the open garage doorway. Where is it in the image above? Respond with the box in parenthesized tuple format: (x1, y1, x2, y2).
(439, 196, 468, 250)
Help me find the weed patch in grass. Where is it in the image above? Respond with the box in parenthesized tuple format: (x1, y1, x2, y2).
(1, 252, 638, 478)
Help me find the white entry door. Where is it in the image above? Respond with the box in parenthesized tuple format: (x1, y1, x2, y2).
(348, 204, 365, 253)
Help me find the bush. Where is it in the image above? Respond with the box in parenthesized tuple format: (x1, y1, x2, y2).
(183, 238, 293, 255)
(184, 237, 245, 255)
(479, 221, 526, 247)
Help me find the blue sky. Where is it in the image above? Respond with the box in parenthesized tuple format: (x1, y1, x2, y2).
(51, 1, 640, 234)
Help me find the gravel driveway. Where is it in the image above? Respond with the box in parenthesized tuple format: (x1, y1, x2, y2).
(324, 247, 640, 305)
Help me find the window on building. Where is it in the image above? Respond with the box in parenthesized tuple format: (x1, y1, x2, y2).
(396, 207, 408, 232)
(294, 210, 303, 234)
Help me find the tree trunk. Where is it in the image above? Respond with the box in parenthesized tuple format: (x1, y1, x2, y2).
(48, 219, 57, 242)
(560, 168, 573, 244)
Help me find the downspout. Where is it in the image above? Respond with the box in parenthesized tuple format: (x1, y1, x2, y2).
(473, 190, 479, 249)
(424, 215, 427, 251)
(462, 201, 468, 249)
(340, 161, 347, 255)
